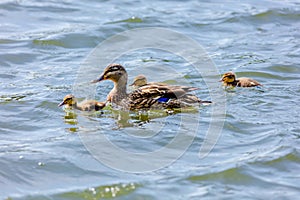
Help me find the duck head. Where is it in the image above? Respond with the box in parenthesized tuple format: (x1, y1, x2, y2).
(58, 94, 77, 107)
(91, 63, 127, 83)
(220, 72, 236, 84)
(130, 74, 147, 87)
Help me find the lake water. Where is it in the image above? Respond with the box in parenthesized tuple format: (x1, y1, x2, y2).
(1, 0, 300, 199)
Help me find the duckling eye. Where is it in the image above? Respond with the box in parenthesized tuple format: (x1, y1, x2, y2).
(66, 98, 73, 103)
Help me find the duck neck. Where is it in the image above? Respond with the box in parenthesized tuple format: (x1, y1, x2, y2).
(225, 81, 238, 87)
(74, 102, 84, 110)
(226, 77, 238, 87)
(232, 80, 238, 87)
(111, 73, 128, 103)
(66, 101, 79, 110)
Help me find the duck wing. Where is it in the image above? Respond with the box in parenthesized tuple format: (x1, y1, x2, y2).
(130, 84, 198, 99)
(237, 77, 262, 87)
(127, 84, 199, 109)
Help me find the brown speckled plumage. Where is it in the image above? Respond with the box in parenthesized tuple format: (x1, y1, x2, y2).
(130, 74, 212, 108)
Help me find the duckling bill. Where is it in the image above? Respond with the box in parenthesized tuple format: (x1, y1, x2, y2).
(58, 94, 106, 111)
(220, 72, 262, 87)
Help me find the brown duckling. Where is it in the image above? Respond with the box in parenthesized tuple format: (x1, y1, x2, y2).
(58, 94, 106, 111)
(130, 74, 166, 88)
(220, 72, 262, 87)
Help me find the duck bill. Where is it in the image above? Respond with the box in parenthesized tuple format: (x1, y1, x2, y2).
(218, 78, 223, 82)
(91, 74, 104, 83)
(58, 101, 65, 107)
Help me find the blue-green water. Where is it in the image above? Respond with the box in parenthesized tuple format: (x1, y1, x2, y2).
(1, 0, 300, 199)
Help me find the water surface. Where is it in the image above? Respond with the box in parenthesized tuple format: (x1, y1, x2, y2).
(1, 0, 300, 199)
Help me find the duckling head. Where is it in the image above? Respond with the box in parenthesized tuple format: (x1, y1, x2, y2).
(92, 63, 127, 83)
(130, 74, 147, 87)
(58, 94, 77, 107)
(220, 72, 236, 84)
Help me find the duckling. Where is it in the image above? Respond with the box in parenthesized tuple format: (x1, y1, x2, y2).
(220, 72, 262, 87)
(130, 74, 166, 88)
(130, 74, 148, 87)
(91, 63, 211, 110)
(58, 94, 106, 111)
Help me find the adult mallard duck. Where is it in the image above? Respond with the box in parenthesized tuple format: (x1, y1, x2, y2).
(220, 72, 262, 87)
(91, 63, 211, 110)
(58, 94, 106, 111)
